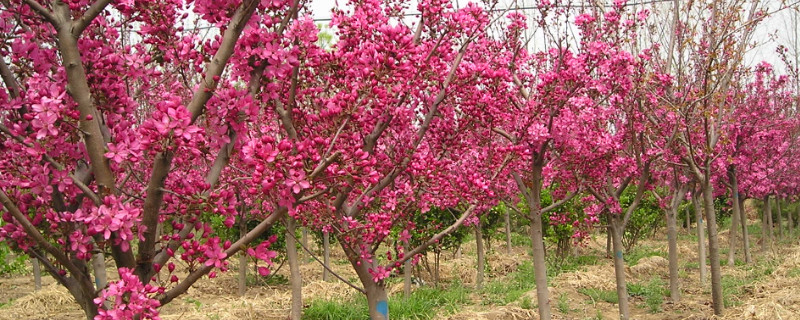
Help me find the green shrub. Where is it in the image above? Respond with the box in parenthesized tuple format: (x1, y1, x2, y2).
(0, 243, 28, 276)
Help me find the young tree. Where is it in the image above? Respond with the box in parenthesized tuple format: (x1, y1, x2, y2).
(0, 1, 513, 319)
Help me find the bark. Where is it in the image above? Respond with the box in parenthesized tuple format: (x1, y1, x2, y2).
(475, 222, 485, 290)
(365, 282, 390, 320)
(726, 200, 740, 267)
(685, 208, 691, 229)
(347, 244, 389, 320)
(767, 197, 775, 249)
(322, 231, 330, 282)
(513, 166, 552, 320)
(666, 206, 680, 302)
(762, 196, 770, 252)
(505, 209, 512, 255)
(606, 229, 612, 259)
(703, 182, 723, 315)
(404, 259, 412, 298)
(32, 257, 41, 291)
(692, 195, 708, 285)
(776, 198, 784, 240)
(788, 199, 794, 235)
(301, 227, 309, 264)
(238, 218, 247, 296)
(286, 218, 302, 320)
(610, 217, 630, 320)
(738, 196, 752, 264)
(91, 252, 107, 290)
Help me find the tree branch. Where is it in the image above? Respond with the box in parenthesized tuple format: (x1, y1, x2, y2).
(72, 0, 112, 36)
(21, 0, 57, 25)
(157, 206, 286, 305)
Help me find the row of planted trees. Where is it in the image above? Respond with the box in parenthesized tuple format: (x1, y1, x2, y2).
(1, 0, 800, 319)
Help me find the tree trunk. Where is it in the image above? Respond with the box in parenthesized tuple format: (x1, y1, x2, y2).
(767, 197, 775, 249)
(434, 250, 440, 287)
(365, 282, 390, 320)
(505, 209, 512, 255)
(666, 206, 680, 302)
(610, 217, 630, 320)
(91, 252, 107, 291)
(286, 218, 302, 320)
(788, 199, 794, 235)
(475, 222, 485, 290)
(301, 227, 309, 264)
(606, 229, 612, 259)
(514, 165, 552, 320)
(323, 231, 330, 282)
(404, 259, 412, 298)
(685, 208, 691, 230)
(692, 194, 707, 284)
(776, 198, 783, 240)
(703, 182, 723, 315)
(238, 218, 247, 296)
(762, 196, 770, 252)
(726, 179, 740, 267)
(32, 257, 42, 291)
(738, 196, 751, 264)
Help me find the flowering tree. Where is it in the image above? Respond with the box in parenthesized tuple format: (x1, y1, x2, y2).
(653, 0, 768, 314)
(0, 0, 517, 319)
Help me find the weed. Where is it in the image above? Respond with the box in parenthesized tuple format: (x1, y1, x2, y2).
(520, 295, 534, 310)
(305, 283, 470, 320)
(578, 288, 618, 304)
(628, 277, 666, 313)
(557, 293, 570, 313)
(624, 245, 666, 265)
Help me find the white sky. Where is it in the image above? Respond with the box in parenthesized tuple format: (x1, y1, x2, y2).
(305, 0, 798, 72)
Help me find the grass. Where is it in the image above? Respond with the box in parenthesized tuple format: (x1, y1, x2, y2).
(304, 283, 470, 320)
(246, 273, 289, 286)
(624, 245, 666, 265)
(577, 288, 618, 304)
(627, 277, 667, 313)
(556, 293, 570, 313)
(520, 295, 534, 310)
(720, 258, 777, 307)
(481, 260, 536, 305)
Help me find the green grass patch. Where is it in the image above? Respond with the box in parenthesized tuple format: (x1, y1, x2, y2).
(624, 245, 666, 265)
(578, 288, 618, 304)
(520, 295, 535, 310)
(787, 267, 800, 278)
(481, 260, 536, 305)
(556, 293, 570, 313)
(627, 277, 667, 313)
(304, 283, 469, 320)
(720, 259, 777, 307)
(510, 232, 532, 247)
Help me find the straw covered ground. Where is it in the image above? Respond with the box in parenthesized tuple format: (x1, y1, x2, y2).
(2, 223, 800, 320)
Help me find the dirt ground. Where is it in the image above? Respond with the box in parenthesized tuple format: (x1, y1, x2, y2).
(2, 227, 799, 320)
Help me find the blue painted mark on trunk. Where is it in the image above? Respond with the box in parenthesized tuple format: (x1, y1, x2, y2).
(615, 251, 623, 259)
(377, 300, 388, 319)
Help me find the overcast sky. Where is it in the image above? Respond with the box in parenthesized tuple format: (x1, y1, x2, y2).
(303, 0, 798, 71)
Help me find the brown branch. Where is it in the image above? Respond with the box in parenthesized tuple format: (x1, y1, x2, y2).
(21, 0, 57, 25)
(72, 0, 112, 36)
(386, 205, 476, 267)
(137, 0, 259, 281)
(0, 189, 96, 297)
(157, 207, 286, 305)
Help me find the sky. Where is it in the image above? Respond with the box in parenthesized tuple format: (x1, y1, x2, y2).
(303, 0, 799, 72)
